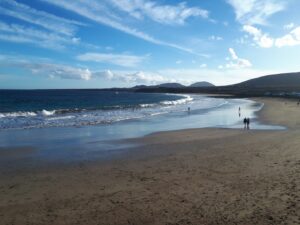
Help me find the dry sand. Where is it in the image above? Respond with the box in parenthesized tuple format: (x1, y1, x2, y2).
(1, 97, 300, 225)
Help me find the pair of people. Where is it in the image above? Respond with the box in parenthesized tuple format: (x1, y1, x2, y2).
(243, 117, 250, 129)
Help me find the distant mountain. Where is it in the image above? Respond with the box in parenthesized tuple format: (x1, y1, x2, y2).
(233, 72, 300, 88)
(190, 81, 214, 87)
(133, 82, 215, 89)
(133, 85, 148, 89)
(156, 83, 185, 88)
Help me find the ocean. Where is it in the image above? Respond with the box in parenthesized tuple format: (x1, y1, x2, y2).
(0, 89, 283, 134)
(0, 90, 285, 165)
(0, 90, 192, 129)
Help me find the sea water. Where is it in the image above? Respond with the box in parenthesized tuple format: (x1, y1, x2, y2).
(0, 90, 284, 164)
(0, 90, 192, 129)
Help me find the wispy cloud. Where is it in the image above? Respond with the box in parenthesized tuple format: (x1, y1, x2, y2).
(275, 27, 300, 47)
(0, 55, 170, 84)
(209, 35, 223, 41)
(98, 70, 173, 85)
(227, 0, 285, 25)
(41, 0, 208, 56)
(1, 57, 92, 80)
(0, 21, 80, 49)
(0, 0, 84, 36)
(219, 48, 252, 69)
(77, 52, 146, 67)
(29, 63, 92, 80)
(243, 25, 274, 48)
(284, 22, 295, 30)
(109, 0, 209, 25)
(243, 24, 300, 48)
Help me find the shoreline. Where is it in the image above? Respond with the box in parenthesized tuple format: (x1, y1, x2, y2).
(1, 97, 300, 225)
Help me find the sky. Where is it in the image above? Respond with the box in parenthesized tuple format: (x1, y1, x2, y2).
(1, 0, 300, 89)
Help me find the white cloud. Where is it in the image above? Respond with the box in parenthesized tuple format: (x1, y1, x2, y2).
(275, 27, 300, 47)
(100, 70, 172, 85)
(41, 0, 207, 56)
(32, 65, 91, 80)
(227, 0, 285, 25)
(243, 24, 300, 48)
(77, 52, 146, 67)
(0, 21, 80, 49)
(27, 63, 92, 80)
(243, 25, 274, 48)
(200, 64, 207, 68)
(221, 48, 252, 69)
(284, 23, 295, 30)
(109, 0, 209, 25)
(209, 35, 223, 41)
(229, 48, 238, 60)
(0, 56, 91, 80)
(176, 60, 182, 64)
(0, 0, 83, 36)
(0, 55, 171, 84)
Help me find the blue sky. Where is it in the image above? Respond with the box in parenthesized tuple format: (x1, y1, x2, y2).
(1, 0, 300, 89)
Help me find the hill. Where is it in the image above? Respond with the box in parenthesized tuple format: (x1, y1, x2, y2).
(233, 72, 300, 88)
(156, 83, 185, 88)
(133, 72, 300, 97)
(190, 82, 214, 87)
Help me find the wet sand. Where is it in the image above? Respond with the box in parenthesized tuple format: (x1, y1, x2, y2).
(0, 97, 300, 225)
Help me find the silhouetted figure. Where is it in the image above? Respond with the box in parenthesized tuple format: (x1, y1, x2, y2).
(238, 107, 241, 117)
(243, 117, 247, 129)
(246, 118, 250, 130)
(188, 107, 190, 113)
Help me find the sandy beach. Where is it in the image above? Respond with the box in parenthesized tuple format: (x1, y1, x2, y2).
(1, 97, 300, 225)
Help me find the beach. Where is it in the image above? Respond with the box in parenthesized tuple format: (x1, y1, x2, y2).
(1, 97, 300, 225)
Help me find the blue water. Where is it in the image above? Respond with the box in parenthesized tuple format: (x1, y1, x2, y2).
(0, 90, 184, 113)
(0, 90, 189, 129)
(0, 91, 285, 167)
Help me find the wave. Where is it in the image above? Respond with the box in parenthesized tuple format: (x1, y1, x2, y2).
(139, 94, 193, 108)
(46, 115, 75, 121)
(161, 95, 193, 105)
(0, 109, 57, 118)
(0, 111, 37, 118)
(139, 103, 156, 108)
(41, 109, 56, 116)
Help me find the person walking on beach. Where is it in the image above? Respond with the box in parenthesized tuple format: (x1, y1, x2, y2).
(243, 117, 247, 129)
(246, 118, 250, 130)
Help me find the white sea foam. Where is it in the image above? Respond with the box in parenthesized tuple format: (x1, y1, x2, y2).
(46, 115, 75, 121)
(139, 103, 156, 108)
(150, 112, 169, 116)
(41, 109, 56, 116)
(0, 111, 37, 118)
(161, 95, 193, 105)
